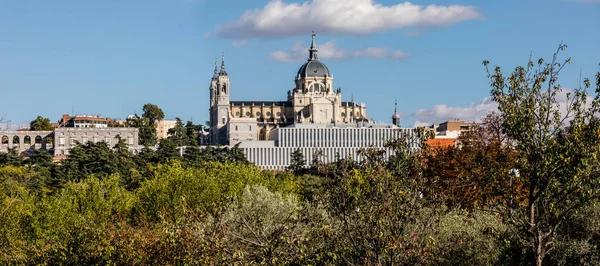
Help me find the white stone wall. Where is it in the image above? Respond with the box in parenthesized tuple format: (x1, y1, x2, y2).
(227, 118, 258, 145)
(242, 125, 418, 170)
(53, 127, 139, 155)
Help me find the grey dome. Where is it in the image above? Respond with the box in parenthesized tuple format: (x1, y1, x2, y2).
(297, 60, 331, 78)
(296, 33, 332, 78)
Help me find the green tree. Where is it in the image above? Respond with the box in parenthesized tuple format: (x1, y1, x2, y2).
(287, 148, 306, 175)
(430, 209, 509, 265)
(320, 132, 440, 265)
(155, 138, 180, 163)
(126, 103, 164, 147)
(167, 118, 188, 146)
(484, 44, 600, 266)
(184, 120, 199, 146)
(59, 141, 119, 181)
(127, 114, 157, 147)
(142, 103, 165, 126)
(0, 147, 22, 167)
(182, 146, 205, 168)
(29, 116, 53, 131)
(206, 185, 329, 265)
(24, 148, 54, 168)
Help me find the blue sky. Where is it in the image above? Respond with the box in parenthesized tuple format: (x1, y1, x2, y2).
(0, 0, 599, 128)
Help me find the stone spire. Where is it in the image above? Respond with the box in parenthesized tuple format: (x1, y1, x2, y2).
(308, 32, 319, 61)
(219, 53, 228, 76)
(212, 58, 218, 79)
(392, 99, 400, 127)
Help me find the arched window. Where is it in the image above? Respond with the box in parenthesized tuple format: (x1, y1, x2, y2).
(1, 136, 8, 144)
(45, 136, 53, 144)
(12, 136, 19, 144)
(35, 136, 43, 144)
(24, 136, 31, 144)
(235, 125, 238, 131)
(222, 117, 225, 124)
(259, 128, 267, 140)
(309, 82, 324, 93)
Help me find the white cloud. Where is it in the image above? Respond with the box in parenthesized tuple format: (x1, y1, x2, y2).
(232, 40, 249, 46)
(217, 0, 482, 38)
(411, 88, 596, 127)
(412, 97, 497, 127)
(270, 40, 409, 62)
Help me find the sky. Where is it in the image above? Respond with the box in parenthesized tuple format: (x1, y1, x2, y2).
(0, 0, 599, 129)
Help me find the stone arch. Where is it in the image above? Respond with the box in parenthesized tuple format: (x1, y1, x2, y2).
(45, 136, 53, 144)
(12, 136, 19, 145)
(259, 128, 267, 141)
(309, 82, 324, 93)
(35, 136, 43, 144)
(24, 136, 31, 144)
(1, 136, 7, 144)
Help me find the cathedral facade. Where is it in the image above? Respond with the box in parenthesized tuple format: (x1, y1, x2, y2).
(208, 34, 373, 146)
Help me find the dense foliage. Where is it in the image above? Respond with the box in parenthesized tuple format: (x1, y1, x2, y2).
(29, 116, 53, 131)
(1, 45, 599, 265)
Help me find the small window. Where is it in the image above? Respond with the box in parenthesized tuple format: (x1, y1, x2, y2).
(236, 112, 240, 116)
(256, 112, 261, 116)
(276, 112, 281, 116)
(222, 117, 225, 124)
(235, 125, 238, 131)
(249, 125, 252, 131)
(246, 112, 251, 117)
(266, 112, 272, 117)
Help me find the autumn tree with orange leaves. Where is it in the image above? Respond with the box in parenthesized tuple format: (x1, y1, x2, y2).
(424, 112, 525, 210)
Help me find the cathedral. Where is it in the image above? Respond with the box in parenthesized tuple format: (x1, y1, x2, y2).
(208, 34, 386, 146)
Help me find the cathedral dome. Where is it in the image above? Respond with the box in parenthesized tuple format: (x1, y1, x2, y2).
(296, 33, 332, 78)
(297, 60, 331, 78)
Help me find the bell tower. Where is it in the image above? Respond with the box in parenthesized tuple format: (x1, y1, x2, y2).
(209, 55, 231, 145)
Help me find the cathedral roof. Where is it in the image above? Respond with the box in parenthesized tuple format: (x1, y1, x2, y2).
(230, 101, 290, 107)
(296, 34, 332, 78)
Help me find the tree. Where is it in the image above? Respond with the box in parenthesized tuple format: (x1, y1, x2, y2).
(127, 114, 157, 147)
(484, 44, 600, 266)
(207, 185, 328, 265)
(59, 141, 119, 181)
(142, 103, 165, 126)
(29, 116, 53, 131)
(0, 147, 22, 167)
(155, 138, 180, 163)
(0, 114, 9, 131)
(424, 112, 524, 209)
(24, 148, 54, 167)
(184, 121, 199, 146)
(167, 118, 188, 146)
(126, 104, 165, 147)
(320, 132, 441, 265)
(287, 148, 306, 175)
